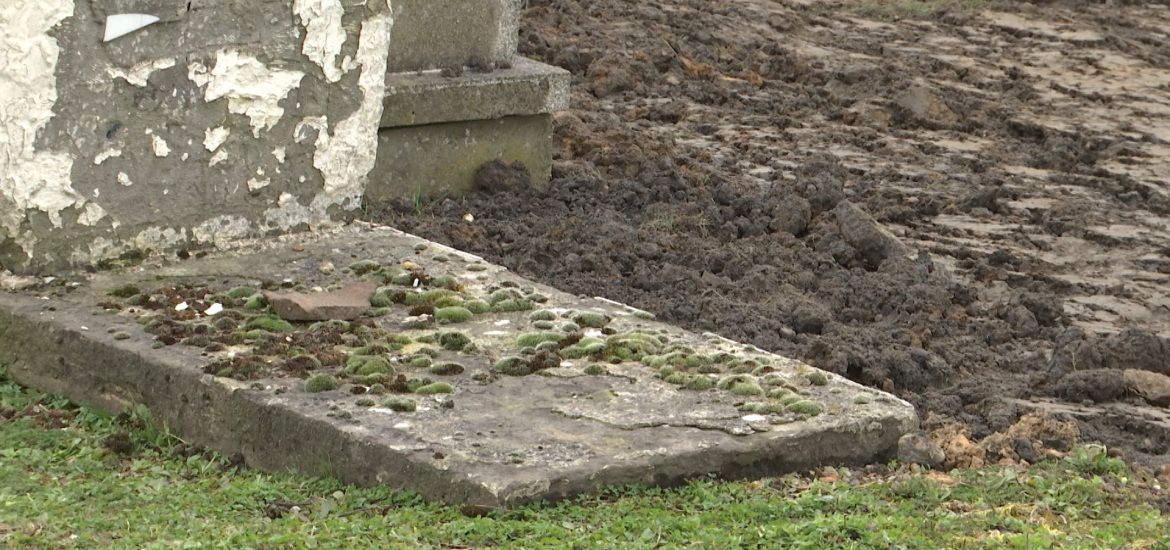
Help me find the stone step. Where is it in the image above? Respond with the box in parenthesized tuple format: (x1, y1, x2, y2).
(368, 57, 569, 199)
(0, 224, 918, 507)
(382, 57, 569, 129)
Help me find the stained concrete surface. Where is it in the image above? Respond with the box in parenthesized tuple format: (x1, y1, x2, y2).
(0, 224, 917, 506)
(370, 115, 555, 201)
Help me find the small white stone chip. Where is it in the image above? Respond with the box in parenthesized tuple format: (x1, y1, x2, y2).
(175, 302, 189, 312)
(205, 303, 224, 316)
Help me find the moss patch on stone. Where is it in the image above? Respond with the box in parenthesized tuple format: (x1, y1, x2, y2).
(243, 314, 293, 333)
(439, 332, 472, 351)
(429, 363, 466, 376)
(517, 332, 565, 348)
(583, 364, 608, 376)
(346, 355, 395, 376)
(494, 357, 532, 376)
(572, 312, 610, 328)
(383, 397, 417, 412)
(414, 382, 453, 395)
(787, 400, 824, 416)
(529, 310, 557, 322)
(807, 371, 829, 386)
(305, 374, 339, 393)
(435, 306, 473, 324)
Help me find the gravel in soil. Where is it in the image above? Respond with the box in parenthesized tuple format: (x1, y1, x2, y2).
(366, 0, 1170, 471)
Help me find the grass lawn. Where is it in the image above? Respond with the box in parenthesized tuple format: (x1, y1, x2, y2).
(1, 367, 1167, 549)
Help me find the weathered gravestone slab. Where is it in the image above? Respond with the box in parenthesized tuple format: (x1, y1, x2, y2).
(0, 224, 918, 507)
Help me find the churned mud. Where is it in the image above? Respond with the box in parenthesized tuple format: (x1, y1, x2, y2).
(367, 0, 1170, 471)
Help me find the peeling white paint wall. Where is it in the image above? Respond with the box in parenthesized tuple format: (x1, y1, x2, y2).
(189, 51, 306, 137)
(303, 1, 394, 219)
(293, 0, 348, 83)
(5, 0, 402, 269)
(0, 0, 99, 256)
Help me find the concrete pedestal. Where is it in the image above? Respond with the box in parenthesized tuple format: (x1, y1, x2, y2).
(0, 0, 565, 273)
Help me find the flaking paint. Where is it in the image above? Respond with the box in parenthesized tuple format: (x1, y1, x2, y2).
(0, 0, 97, 254)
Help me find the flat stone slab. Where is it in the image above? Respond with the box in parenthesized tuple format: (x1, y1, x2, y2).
(0, 224, 917, 507)
(382, 58, 570, 128)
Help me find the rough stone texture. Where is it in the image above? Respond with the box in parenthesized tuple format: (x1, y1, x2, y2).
(1124, 369, 1170, 407)
(0, 0, 565, 275)
(897, 433, 946, 468)
(382, 58, 570, 128)
(264, 281, 377, 321)
(387, 0, 522, 73)
(369, 115, 554, 201)
(0, 225, 917, 507)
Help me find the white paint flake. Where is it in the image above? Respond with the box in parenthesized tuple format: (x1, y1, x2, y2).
(93, 149, 122, 165)
(204, 127, 230, 152)
(0, 0, 92, 246)
(293, 0, 347, 83)
(76, 203, 107, 226)
(151, 135, 170, 157)
(189, 51, 305, 137)
(108, 57, 176, 87)
(209, 150, 229, 166)
(273, 147, 287, 163)
(117, 172, 133, 186)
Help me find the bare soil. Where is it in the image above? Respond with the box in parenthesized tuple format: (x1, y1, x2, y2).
(367, 0, 1170, 472)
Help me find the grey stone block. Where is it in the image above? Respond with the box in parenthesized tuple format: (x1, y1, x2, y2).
(368, 114, 554, 202)
(382, 57, 570, 128)
(387, 0, 523, 73)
